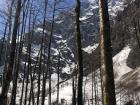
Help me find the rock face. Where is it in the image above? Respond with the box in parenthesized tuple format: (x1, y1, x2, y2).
(21, 0, 127, 76)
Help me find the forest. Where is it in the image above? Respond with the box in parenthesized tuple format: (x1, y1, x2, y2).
(0, 0, 140, 105)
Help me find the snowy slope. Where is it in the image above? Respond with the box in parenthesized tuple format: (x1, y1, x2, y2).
(113, 46, 132, 80)
(41, 46, 140, 105)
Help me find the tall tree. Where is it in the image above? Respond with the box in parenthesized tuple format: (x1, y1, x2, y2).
(19, 2, 30, 104)
(0, 22, 8, 65)
(41, 0, 56, 105)
(0, 0, 22, 104)
(24, 1, 33, 105)
(3, 0, 15, 74)
(99, 0, 116, 105)
(10, 1, 28, 104)
(75, 0, 83, 105)
(40, 1, 48, 105)
(57, 49, 61, 105)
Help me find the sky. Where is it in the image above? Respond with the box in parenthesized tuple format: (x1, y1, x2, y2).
(0, 0, 75, 38)
(0, 0, 7, 10)
(0, 0, 7, 37)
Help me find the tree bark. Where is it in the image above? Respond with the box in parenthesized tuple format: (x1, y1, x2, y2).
(0, 0, 22, 104)
(57, 50, 61, 105)
(99, 0, 116, 105)
(75, 0, 83, 105)
(0, 22, 8, 65)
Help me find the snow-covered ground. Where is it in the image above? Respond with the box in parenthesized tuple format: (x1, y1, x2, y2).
(113, 46, 132, 80)
(48, 46, 140, 105)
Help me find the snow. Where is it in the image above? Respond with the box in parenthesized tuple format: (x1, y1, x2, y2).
(35, 28, 48, 33)
(62, 64, 72, 74)
(82, 44, 98, 54)
(51, 48, 59, 56)
(56, 20, 63, 24)
(0, 45, 139, 105)
(51, 73, 62, 82)
(108, 0, 125, 16)
(113, 46, 132, 79)
(53, 34, 62, 39)
(81, 0, 126, 19)
(51, 83, 72, 103)
(56, 40, 67, 44)
(32, 44, 41, 57)
(80, 16, 89, 21)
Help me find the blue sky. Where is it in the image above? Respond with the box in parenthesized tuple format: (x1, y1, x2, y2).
(0, 0, 75, 38)
(0, 0, 7, 37)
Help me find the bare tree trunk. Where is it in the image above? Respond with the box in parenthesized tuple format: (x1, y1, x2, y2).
(19, 3, 30, 105)
(57, 50, 61, 105)
(133, 18, 140, 48)
(40, 1, 48, 105)
(24, 2, 32, 104)
(48, 2, 56, 105)
(10, 26, 21, 105)
(72, 76, 76, 105)
(99, 0, 116, 105)
(92, 67, 94, 105)
(36, 16, 44, 105)
(20, 53, 28, 105)
(3, 0, 15, 77)
(41, 1, 56, 105)
(83, 76, 87, 104)
(0, 22, 8, 65)
(72, 64, 77, 105)
(0, 0, 22, 104)
(10, 1, 28, 104)
(75, 0, 83, 105)
(94, 70, 97, 105)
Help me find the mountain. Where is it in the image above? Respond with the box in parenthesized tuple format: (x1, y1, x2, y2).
(0, 0, 140, 105)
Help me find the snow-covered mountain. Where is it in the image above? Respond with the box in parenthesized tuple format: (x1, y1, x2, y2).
(1, 0, 140, 105)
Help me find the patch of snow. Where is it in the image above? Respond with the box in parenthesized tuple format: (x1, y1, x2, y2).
(113, 46, 132, 79)
(53, 34, 62, 39)
(108, 0, 125, 16)
(62, 64, 72, 74)
(56, 40, 67, 44)
(51, 48, 59, 56)
(32, 44, 41, 57)
(56, 20, 63, 24)
(35, 28, 48, 33)
(82, 0, 126, 17)
(82, 44, 98, 54)
(80, 16, 89, 21)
